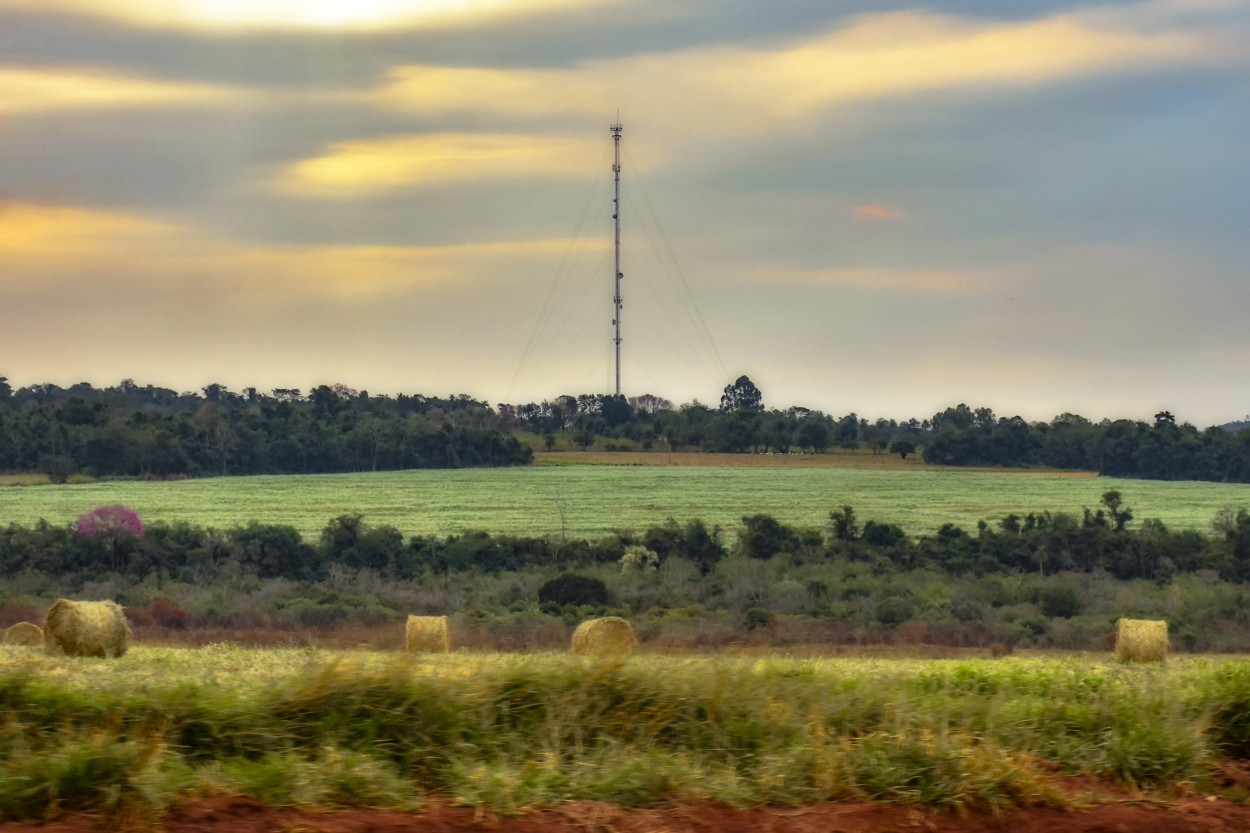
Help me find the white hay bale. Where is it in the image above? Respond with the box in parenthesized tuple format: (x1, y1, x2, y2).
(1115, 618, 1168, 663)
(43, 599, 131, 658)
(404, 615, 450, 653)
(3, 621, 43, 647)
(571, 616, 637, 658)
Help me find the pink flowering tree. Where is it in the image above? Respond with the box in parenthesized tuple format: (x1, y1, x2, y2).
(75, 505, 144, 570)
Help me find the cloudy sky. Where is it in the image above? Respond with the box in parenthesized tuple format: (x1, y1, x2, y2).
(2, 0, 1248, 426)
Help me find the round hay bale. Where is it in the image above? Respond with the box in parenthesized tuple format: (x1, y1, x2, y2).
(571, 616, 637, 658)
(43, 599, 132, 658)
(3, 621, 43, 647)
(1115, 618, 1168, 663)
(404, 615, 450, 653)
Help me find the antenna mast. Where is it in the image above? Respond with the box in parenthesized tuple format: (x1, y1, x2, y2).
(610, 119, 623, 397)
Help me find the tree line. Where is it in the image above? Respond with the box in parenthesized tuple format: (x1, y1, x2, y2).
(920, 405, 1250, 481)
(0, 377, 530, 479)
(501, 378, 1250, 483)
(3, 374, 1250, 483)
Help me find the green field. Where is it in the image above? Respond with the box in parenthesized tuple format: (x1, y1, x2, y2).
(4, 462, 1250, 539)
(4, 644, 1250, 817)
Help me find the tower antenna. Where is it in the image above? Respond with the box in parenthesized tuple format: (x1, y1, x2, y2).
(610, 117, 623, 397)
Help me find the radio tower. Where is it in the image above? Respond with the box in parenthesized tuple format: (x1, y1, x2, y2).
(610, 119, 623, 397)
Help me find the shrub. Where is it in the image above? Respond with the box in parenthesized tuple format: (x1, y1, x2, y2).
(738, 514, 799, 559)
(620, 545, 659, 573)
(149, 598, 191, 629)
(743, 607, 772, 631)
(1039, 585, 1083, 619)
(0, 603, 42, 628)
(876, 596, 914, 626)
(538, 574, 609, 607)
(124, 607, 156, 628)
(862, 521, 906, 548)
(319, 515, 403, 573)
(75, 505, 144, 539)
(643, 519, 725, 575)
(230, 523, 317, 579)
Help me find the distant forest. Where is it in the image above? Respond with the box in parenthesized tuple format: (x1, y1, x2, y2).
(2, 374, 1249, 483)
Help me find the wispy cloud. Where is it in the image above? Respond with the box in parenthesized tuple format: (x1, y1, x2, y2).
(1, 0, 610, 31)
(0, 67, 233, 113)
(272, 133, 611, 198)
(370, 10, 1224, 131)
(1, 201, 590, 304)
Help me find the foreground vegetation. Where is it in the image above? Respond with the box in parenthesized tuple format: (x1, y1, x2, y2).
(3, 646, 1250, 822)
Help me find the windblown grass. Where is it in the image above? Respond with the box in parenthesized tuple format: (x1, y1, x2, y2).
(3, 646, 1250, 821)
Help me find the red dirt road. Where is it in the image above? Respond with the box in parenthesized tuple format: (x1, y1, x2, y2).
(7, 796, 1250, 833)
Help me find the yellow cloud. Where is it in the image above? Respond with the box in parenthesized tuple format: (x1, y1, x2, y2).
(0, 203, 182, 258)
(372, 10, 1218, 126)
(753, 13, 1208, 117)
(273, 133, 609, 197)
(6, 0, 607, 31)
(1, 201, 586, 304)
(223, 237, 586, 302)
(0, 67, 233, 114)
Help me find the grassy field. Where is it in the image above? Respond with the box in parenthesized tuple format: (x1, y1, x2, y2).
(3, 452, 1250, 539)
(2, 643, 1250, 819)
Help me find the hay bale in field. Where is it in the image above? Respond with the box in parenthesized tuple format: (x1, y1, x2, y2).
(43, 599, 131, 658)
(3, 621, 43, 647)
(1115, 618, 1168, 663)
(404, 615, 450, 653)
(571, 616, 637, 658)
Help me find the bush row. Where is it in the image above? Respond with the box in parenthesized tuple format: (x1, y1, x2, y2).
(4, 492, 1249, 585)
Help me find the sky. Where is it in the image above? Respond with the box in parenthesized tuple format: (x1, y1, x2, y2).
(2, 0, 1248, 427)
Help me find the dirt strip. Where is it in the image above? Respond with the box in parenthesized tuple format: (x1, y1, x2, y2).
(6, 795, 1250, 833)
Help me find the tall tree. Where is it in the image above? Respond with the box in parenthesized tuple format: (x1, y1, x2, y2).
(719, 375, 763, 413)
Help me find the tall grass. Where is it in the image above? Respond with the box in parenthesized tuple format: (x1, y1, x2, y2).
(3, 645, 1250, 820)
(3, 465, 1249, 540)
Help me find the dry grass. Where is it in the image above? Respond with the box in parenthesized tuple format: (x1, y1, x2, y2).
(0, 473, 51, 486)
(44, 599, 132, 658)
(1115, 618, 1168, 663)
(404, 615, 450, 653)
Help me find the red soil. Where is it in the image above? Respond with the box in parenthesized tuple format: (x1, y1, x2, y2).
(6, 794, 1250, 833)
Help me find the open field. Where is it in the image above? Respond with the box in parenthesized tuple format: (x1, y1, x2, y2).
(3, 453, 1250, 539)
(4, 643, 1250, 823)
